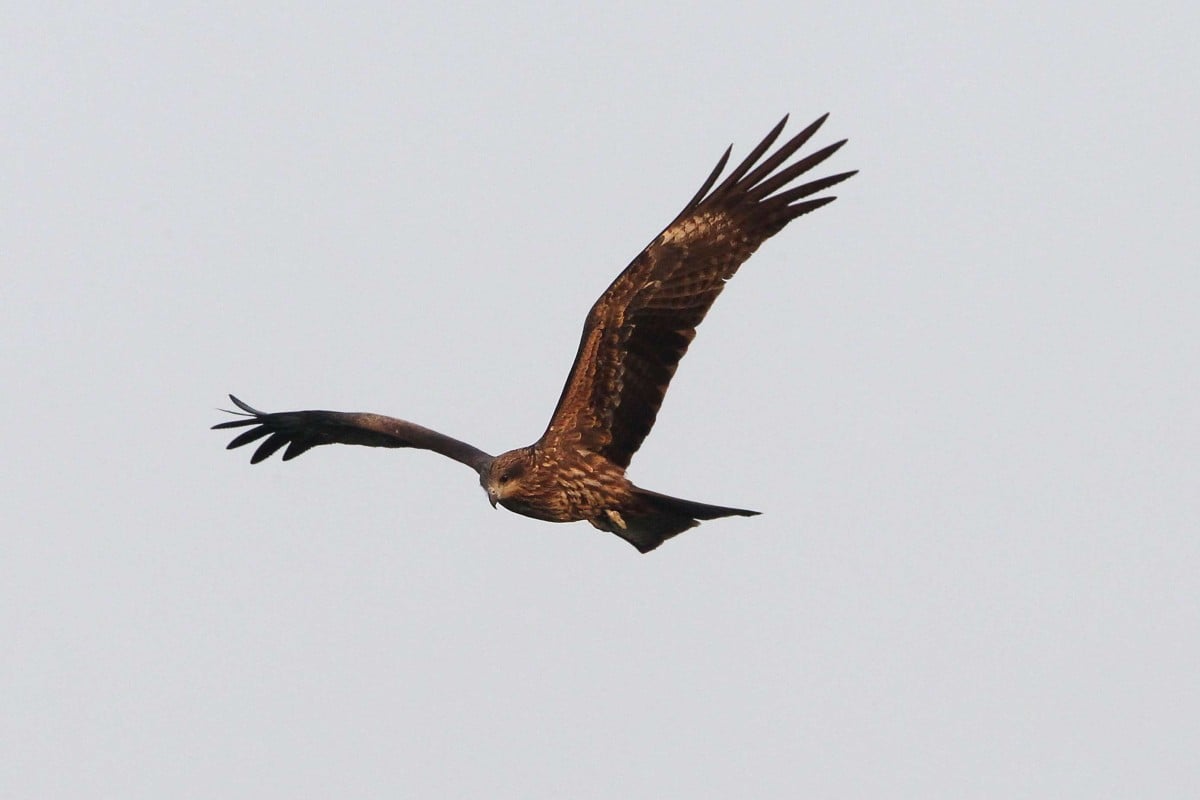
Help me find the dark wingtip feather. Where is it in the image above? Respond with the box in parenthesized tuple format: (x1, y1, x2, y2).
(682, 144, 733, 211)
(707, 115, 794, 199)
(767, 169, 859, 208)
(213, 394, 264, 429)
(212, 418, 256, 430)
(672, 113, 848, 222)
(783, 195, 839, 220)
(228, 395, 263, 415)
(250, 432, 290, 464)
(282, 440, 314, 461)
(226, 426, 273, 450)
(733, 116, 835, 196)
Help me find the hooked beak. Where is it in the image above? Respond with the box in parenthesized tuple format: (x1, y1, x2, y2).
(487, 488, 498, 509)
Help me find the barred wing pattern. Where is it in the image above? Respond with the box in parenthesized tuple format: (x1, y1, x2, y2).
(541, 114, 855, 468)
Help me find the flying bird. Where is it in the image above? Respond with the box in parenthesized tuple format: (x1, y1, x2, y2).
(215, 114, 854, 552)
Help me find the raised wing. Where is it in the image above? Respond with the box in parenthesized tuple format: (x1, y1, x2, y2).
(540, 114, 855, 468)
(213, 395, 493, 473)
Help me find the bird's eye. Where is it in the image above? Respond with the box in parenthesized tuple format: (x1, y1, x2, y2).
(499, 472, 510, 484)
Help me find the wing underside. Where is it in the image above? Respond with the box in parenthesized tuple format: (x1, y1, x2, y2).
(213, 395, 493, 473)
(541, 114, 855, 467)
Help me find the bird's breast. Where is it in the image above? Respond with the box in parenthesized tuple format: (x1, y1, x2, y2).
(496, 457, 630, 524)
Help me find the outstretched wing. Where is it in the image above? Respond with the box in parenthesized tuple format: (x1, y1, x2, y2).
(540, 114, 855, 468)
(213, 395, 493, 473)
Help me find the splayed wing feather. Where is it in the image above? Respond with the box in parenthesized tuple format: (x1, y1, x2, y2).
(541, 114, 857, 468)
(213, 395, 493, 472)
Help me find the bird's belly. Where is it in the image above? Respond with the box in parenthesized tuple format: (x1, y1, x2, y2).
(497, 496, 579, 523)
(497, 469, 628, 524)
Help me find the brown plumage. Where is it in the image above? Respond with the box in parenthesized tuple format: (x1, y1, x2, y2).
(214, 114, 855, 552)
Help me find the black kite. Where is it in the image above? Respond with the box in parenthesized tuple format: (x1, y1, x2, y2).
(215, 114, 855, 552)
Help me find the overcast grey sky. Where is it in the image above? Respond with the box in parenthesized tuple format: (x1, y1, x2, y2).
(3, 3, 1197, 797)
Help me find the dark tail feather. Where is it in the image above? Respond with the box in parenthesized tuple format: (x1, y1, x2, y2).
(611, 488, 759, 554)
(635, 488, 760, 521)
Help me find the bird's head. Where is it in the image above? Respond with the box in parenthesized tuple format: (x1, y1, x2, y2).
(481, 449, 532, 508)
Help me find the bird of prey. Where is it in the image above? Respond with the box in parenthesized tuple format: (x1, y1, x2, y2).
(215, 114, 854, 552)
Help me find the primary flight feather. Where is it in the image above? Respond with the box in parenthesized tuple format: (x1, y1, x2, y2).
(215, 114, 855, 552)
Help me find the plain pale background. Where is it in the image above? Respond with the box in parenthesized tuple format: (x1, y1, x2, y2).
(3, 3, 1197, 797)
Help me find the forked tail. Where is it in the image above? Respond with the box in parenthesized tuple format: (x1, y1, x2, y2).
(608, 487, 759, 553)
